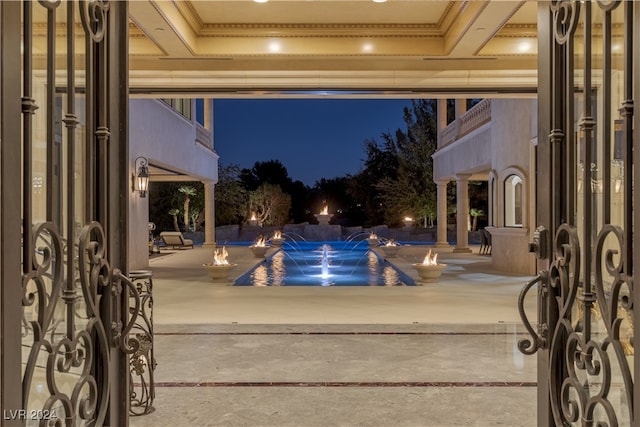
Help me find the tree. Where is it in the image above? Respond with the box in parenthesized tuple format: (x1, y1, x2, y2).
(240, 160, 292, 191)
(373, 100, 439, 227)
(288, 179, 311, 223)
(247, 183, 291, 226)
(190, 209, 201, 233)
(469, 208, 485, 231)
(178, 186, 198, 231)
(149, 181, 203, 231)
(238, 159, 312, 223)
(348, 137, 399, 226)
(309, 176, 358, 225)
(468, 181, 488, 229)
(215, 164, 248, 226)
(168, 208, 180, 232)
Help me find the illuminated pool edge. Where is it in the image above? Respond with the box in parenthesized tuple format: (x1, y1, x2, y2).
(234, 243, 416, 287)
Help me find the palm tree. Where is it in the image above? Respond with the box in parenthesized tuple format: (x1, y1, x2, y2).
(168, 208, 181, 232)
(178, 186, 197, 231)
(469, 208, 485, 232)
(190, 209, 201, 232)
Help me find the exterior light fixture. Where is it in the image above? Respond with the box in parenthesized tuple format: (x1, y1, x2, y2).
(134, 156, 150, 198)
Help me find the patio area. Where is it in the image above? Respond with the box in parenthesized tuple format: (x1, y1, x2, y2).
(130, 244, 539, 426)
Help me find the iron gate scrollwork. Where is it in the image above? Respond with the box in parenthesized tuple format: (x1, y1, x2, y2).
(127, 271, 156, 416)
(538, 217, 633, 425)
(22, 222, 140, 426)
(20, 0, 134, 425)
(520, 1, 636, 425)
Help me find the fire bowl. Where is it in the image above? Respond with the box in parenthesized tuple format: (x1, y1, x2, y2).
(250, 245, 270, 258)
(271, 237, 285, 247)
(314, 213, 334, 225)
(366, 238, 379, 248)
(203, 263, 238, 282)
(411, 263, 447, 284)
(380, 245, 401, 258)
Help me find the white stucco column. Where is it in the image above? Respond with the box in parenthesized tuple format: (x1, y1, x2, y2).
(204, 98, 213, 131)
(435, 180, 449, 247)
(203, 183, 216, 247)
(436, 98, 448, 148)
(454, 174, 472, 253)
(455, 98, 467, 119)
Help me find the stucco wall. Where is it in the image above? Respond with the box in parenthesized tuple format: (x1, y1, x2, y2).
(490, 99, 536, 175)
(128, 99, 219, 270)
(488, 99, 536, 274)
(486, 227, 535, 274)
(130, 99, 218, 182)
(433, 98, 537, 275)
(433, 124, 492, 181)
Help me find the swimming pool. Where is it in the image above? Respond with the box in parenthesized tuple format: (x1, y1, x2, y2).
(234, 241, 415, 286)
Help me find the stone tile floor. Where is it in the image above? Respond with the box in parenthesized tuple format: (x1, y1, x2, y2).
(129, 245, 538, 426)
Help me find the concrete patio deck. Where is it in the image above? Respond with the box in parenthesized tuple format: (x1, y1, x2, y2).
(130, 244, 539, 427)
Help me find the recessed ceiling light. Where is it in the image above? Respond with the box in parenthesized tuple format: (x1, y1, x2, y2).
(362, 42, 374, 53)
(373, 0, 388, 3)
(269, 40, 281, 53)
(254, 0, 268, 3)
(518, 41, 532, 53)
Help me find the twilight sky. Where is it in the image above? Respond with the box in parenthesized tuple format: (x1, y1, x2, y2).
(213, 99, 414, 186)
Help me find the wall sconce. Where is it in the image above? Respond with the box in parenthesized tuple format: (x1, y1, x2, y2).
(134, 156, 150, 197)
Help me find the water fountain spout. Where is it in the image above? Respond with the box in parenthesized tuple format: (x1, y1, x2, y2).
(321, 244, 330, 278)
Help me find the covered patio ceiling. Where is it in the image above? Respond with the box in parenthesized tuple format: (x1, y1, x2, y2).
(127, 0, 538, 98)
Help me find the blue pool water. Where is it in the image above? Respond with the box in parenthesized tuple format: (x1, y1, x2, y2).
(234, 241, 415, 286)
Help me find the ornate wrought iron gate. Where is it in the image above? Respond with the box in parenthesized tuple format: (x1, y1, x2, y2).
(519, 1, 639, 425)
(1, 1, 133, 425)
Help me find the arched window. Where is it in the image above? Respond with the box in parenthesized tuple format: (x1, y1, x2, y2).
(504, 175, 523, 227)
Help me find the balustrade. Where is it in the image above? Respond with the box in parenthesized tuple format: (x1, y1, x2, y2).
(439, 99, 492, 148)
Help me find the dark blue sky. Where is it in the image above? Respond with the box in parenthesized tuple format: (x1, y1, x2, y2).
(213, 99, 413, 186)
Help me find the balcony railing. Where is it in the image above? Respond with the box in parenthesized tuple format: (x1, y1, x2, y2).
(440, 122, 459, 148)
(439, 99, 492, 149)
(459, 99, 492, 137)
(195, 123, 213, 150)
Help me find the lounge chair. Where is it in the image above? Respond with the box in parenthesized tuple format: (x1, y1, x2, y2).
(159, 231, 194, 249)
